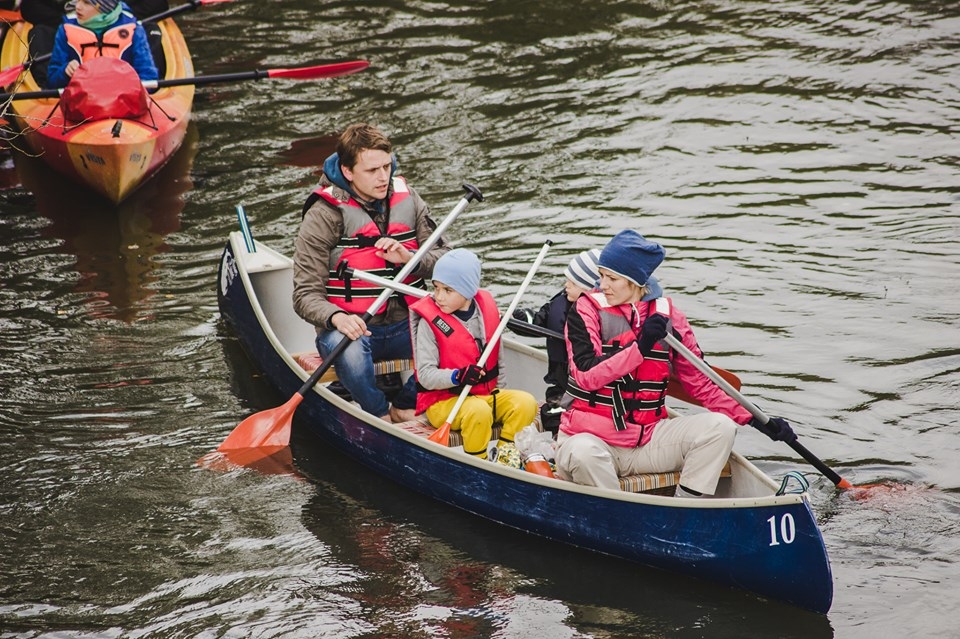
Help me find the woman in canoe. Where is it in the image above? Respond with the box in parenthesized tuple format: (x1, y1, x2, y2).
(510, 247, 663, 435)
(555, 230, 797, 497)
(46, 0, 157, 88)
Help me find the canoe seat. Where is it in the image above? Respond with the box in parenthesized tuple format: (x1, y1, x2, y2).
(394, 415, 543, 449)
(395, 419, 505, 449)
(620, 461, 732, 495)
(292, 351, 413, 385)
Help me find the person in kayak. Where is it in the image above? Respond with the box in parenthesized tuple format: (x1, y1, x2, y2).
(510, 248, 663, 436)
(409, 248, 539, 460)
(555, 230, 797, 497)
(21, 0, 166, 87)
(46, 0, 158, 89)
(293, 123, 449, 423)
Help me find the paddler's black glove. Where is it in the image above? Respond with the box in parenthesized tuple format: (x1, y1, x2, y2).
(512, 308, 535, 323)
(636, 314, 669, 356)
(453, 364, 487, 386)
(750, 416, 797, 443)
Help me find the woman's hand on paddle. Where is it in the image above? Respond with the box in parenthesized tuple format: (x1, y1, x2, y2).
(750, 416, 798, 443)
(636, 314, 668, 356)
(331, 312, 371, 341)
(375, 237, 413, 265)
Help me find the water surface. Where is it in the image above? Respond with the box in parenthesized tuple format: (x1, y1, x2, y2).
(1, 0, 958, 636)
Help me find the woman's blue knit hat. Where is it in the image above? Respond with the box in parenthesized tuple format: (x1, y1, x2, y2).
(598, 230, 665, 288)
(432, 248, 481, 299)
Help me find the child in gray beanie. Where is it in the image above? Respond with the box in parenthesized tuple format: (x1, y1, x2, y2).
(409, 249, 538, 459)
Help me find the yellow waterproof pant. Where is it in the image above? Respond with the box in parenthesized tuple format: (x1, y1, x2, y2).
(425, 389, 538, 458)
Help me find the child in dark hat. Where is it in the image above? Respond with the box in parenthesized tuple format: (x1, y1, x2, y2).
(511, 248, 663, 435)
(410, 249, 539, 460)
(46, 0, 158, 88)
(555, 230, 797, 498)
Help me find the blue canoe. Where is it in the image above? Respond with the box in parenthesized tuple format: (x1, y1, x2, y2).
(216, 232, 834, 613)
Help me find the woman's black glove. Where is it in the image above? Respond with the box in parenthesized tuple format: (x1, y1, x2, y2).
(453, 364, 487, 386)
(750, 416, 797, 443)
(636, 314, 668, 355)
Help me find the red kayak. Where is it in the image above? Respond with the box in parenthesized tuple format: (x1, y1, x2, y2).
(0, 18, 193, 203)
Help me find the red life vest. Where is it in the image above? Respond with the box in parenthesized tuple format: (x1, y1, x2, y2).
(317, 176, 423, 315)
(410, 289, 501, 415)
(63, 22, 135, 62)
(565, 294, 673, 447)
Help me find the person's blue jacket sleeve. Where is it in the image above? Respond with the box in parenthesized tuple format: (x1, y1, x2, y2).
(125, 23, 158, 81)
(46, 25, 74, 88)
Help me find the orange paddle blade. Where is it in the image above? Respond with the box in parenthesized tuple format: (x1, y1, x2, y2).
(667, 366, 742, 406)
(217, 393, 302, 451)
(267, 60, 369, 80)
(427, 422, 451, 446)
(198, 445, 298, 476)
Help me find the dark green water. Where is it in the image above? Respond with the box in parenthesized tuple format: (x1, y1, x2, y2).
(2, 1, 959, 636)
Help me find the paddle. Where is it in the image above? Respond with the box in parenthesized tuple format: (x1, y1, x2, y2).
(215, 183, 483, 456)
(0, 61, 369, 101)
(662, 333, 856, 490)
(0, 0, 233, 87)
(337, 264, 744, 404)
(428, 240, 554, 447)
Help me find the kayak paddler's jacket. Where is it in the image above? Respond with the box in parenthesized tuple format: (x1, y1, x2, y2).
(560, 292, 752, 447)
(409, 289, 505, 415)
(47, 3, 158, 88)
(293, 153, 448, 332)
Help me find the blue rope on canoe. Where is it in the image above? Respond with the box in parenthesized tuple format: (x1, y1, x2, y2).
(777, 470, 811, 495)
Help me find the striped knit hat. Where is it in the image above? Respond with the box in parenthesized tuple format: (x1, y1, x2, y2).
(564, 249, 601, 290)
(87, 0, 120, 13)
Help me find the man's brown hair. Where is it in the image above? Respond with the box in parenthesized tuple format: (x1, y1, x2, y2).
(337, 123, 392, 169)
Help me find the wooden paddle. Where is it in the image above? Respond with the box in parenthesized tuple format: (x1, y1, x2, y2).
(0, 0, 234, 87)
(663, 333, 856, 489)
(337, 264, 745, 403)
(0, 61, 369, 101)
(214, 183, 483, 456)
(428, 240, 554, 447)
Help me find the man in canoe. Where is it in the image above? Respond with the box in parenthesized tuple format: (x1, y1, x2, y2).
(293, 123, 449, 423)
(46, 0, 158, 88)
(555, 230, 797, 497)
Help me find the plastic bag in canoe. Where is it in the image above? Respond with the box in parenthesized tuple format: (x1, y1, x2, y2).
(60, 57, 148, 123)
